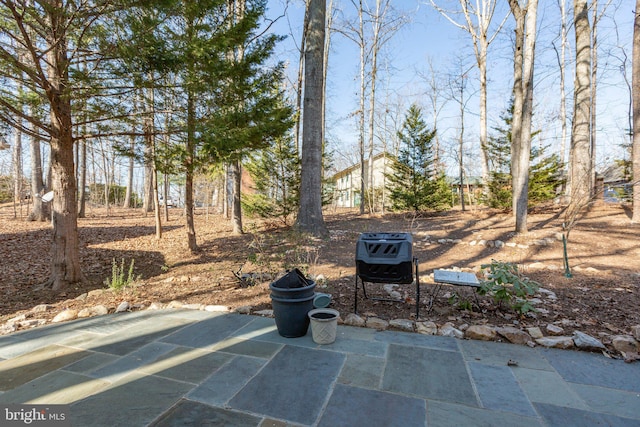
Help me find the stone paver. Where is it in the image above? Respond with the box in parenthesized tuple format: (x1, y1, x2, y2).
(228, 345, 345, 425)
(1, 310, 639, 426)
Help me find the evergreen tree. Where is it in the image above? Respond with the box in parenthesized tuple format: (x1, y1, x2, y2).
(244, 135, 300, 225)
(386, 105, 451, 211)
(486, 102, 564, 208)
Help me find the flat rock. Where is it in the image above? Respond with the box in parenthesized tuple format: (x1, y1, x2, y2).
(535, 336, 574, 349)
(496, 326, 532, 345)
(572, 331, 606, 351)
(612, 335, 639, 354)
(52, 309, 79, 323)
(31, 304, 53, 313)
(205, 305, 229, 312)
(546, 324, 564, 336)
(147, 302, 165, 310)
(235, 305, 252, 314)
(465, 325, 496, 341)
(167, 300, 185, 309)
(88, 289, 106, 298)
(93, 305, 109, 316)
(7, 314, 27, 325)
(631, 325, 640, 341)
(416, 321, 438, 335)
(253, 309, 274, 317)
(182, 303, 204, 310)
(366, 317, 389, 331)
(343, 313, 365, 327)
(0, 323, 18, 335)
(389, 319, 414, 332)
(115, 301, 130, 313)
(538, 288, 557, 300)
(529, 262, 546, 270)
(19, 319, 47, 328)
(439, 322, 463, 339)
(526, 327, 544, 339)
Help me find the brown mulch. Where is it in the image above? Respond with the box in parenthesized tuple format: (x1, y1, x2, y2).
(1, 202, 639, 357)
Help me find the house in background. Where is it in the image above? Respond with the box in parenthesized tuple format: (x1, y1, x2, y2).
(331, 152, 393, 209)
(597, 163, 632, 202)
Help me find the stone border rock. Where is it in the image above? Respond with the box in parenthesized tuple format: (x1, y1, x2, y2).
(2, 274, 639, 362)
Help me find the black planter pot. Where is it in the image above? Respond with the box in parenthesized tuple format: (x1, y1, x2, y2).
(269, 269, 317, 337)
(270, 294, 315, 338)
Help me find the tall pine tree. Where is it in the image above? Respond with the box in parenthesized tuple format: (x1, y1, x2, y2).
(386, 105, 451, 211)
(486, 102, 564, 209)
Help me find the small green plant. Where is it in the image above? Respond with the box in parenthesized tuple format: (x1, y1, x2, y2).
(478, 260, 540, 315)
(448, 292, 473, 311)
(105, 258, 139, 291)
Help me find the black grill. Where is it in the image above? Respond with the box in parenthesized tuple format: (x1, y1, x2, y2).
(354, 232, 420, 317)
(355, 233, 413, 284)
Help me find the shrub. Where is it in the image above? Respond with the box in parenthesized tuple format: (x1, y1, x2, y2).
(105, 258, 139, 291)
(478, 260, 540, 315)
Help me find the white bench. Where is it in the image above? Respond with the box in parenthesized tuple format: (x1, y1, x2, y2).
(426, 269, 481, 312)
(433, 270, 480, 287)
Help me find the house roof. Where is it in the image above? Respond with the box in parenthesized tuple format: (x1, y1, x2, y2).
(331, 152, 391, 179)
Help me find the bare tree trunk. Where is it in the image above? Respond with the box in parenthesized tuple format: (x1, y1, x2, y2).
(296, 0, 329, 237)
(366, 0, 388, 214)
(509, 0, 538, 234)
(294, 1, 311, 156)
(142, 84, 155, 213)
(46, 2, 83, 290)
(29, 120, 47, 221)
(123, 133, 135, 208)
(430, 0, 508, 191)
(231, 159, 243, 234)
(152, 147, 162, 239)
(225, 165, 232, 219)
(228, 0, 246, 235)
(12, 117, 23, 218)
(357, 0, 366, 214)
(457, 71, 466, 211)
(569, 0, 592, 207)
(632, 0, 640, 222)
(77, 138, 87, 216)
(555, 0, 568, 193)
(185, 18, 198, 250)
(590, 0, 598, 196)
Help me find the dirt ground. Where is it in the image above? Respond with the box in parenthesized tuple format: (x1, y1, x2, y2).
(1, 202, 639, 356)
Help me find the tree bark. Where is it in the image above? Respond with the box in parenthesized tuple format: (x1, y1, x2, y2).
(185, 89, 198, 250)
(556, 0, 568, 193)
(123, 132, 135, 208)
(294, 0, 311, 156)
(430, 0, 508, 192)
(632, 0, 640, 222)
(45, 1, 82, 290)
(296, 0, 329, 237)
(357, 0, 366, 214)
(142, 84, 155, 214)
(509, 0, 538, 234)
(569, 0, 592, 207)
(29, 122, 47, 221)
(12, 116, 22, 218)
(77, 138, 87, 217)
(231, 159, 243, 235)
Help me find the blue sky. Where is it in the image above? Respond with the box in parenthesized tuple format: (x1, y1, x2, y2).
(266, 0, 636, 175)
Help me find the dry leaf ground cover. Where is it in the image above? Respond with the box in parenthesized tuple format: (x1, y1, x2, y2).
(1, 202, 639, 355)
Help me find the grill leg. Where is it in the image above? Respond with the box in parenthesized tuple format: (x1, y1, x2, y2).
(354, 275, 358, 314)
(414, 257, 420, 319)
